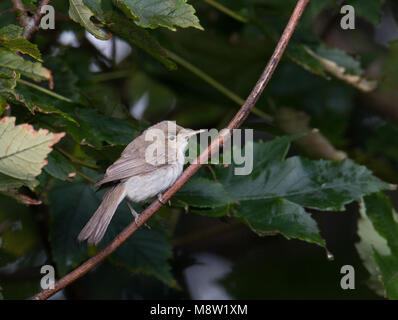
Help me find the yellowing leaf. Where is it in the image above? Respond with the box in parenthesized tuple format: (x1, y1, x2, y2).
(0, 49, 52, 87)
(305, 47, 378, 92)
(0, 117, 65, 188)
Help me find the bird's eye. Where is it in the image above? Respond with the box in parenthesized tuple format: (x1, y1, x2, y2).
(169, 135, 176, 141)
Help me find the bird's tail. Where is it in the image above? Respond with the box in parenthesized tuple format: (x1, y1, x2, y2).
(78, 183, 126, 245)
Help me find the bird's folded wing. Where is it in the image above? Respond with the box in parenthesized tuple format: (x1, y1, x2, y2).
(94, 156, 166, 187)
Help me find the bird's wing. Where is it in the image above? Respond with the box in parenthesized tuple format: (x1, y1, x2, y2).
(94, 136, 167, 187)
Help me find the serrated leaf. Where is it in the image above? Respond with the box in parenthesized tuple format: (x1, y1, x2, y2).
(0, 49, 51, 85)
(357, 192, 398, 299)
(238, 199, 325, 247)
(224, 156, 389, 211)
(69, 0, 110, 40)
(72, 107, 138, 146)
(0, 25, 42, 61)
(0, 117, 65, 188)
(305, 46, 378, 92)
(11, 83, 78, 124)
(0, 67, 19, 90)
(114, 0, 203, 31)
(181, 138, 389, 248)
(49, 178, 175, 285)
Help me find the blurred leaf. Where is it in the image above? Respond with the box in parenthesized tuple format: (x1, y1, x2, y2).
(0, 24, 42, 61)
(0, 194, 40, 267)
(306, 45, 377, 92)
(310, 0, 336, 17)
(0, 117, 65, 190)
(114, 0, 203, 31)
(43, 150, 75, 181)
(69, 0, 110, 40)
(0, 49, 52, 85)
(102, 211, 176, 287)
(357, 192, 398, 299)
(0, 286, 2, 299)
(345, 0, 382, 25)
(367, 123, 398, 165)
(104, 10, 177, 70)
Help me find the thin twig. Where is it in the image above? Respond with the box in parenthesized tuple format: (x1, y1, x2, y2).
(30, 0, 310, 300)
(165, 49, 273, 122)
(55, 147, 101, 169)
(0, 6, 36, 17)
(203, 0, 249, 23)
(17, 79, 74, 103)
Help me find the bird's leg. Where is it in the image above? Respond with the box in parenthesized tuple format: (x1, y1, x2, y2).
(127, 201, 150, 229)
(157, 193, 171, 206)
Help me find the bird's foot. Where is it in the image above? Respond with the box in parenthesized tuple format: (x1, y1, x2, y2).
(127, 201, 150, 229)
(157, 193, 171, 206)
(157, 193, 165, 204)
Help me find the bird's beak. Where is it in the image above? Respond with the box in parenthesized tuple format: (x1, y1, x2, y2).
(183, 129, 206, 138)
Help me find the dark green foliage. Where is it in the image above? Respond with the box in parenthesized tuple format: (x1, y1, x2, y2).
(1, 0, 398, 300)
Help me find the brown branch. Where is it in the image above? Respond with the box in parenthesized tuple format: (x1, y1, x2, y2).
(12, 0, 51, 39)
(23, 0, 51, 39)
(11, 0, 30, 27)
(30, 0, 311, 300)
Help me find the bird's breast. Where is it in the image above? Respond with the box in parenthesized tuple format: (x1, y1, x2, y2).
(124, 163, 183, 203)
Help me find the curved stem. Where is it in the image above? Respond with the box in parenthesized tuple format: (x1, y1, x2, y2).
(29, 0, 311, 300)
(165, 49, 273, 122)
(17, 79, 74, 103)
(202, 0, 249, 23)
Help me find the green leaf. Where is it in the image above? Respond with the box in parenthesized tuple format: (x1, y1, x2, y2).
(0, 286, 3, 299)
(345, 0, 382, 25)
(114, 0, 203, 31)
(0, 66, 19, 90)
(43, 150, 75, 181)
(102, 212, 176, 287)
(83, 0, 105, 22)
(0, 49, 52, 84)
(0, 194, 40, 267)
(0, 24, 42, 61)
(357, 192, 398, 299)
(0, 117, 65, 189)
(11, 83, 78, 124)
(237, 199, 325, 247)
(176, 177, 235, 208)
(69, 0, 110, 40)
(48, 179, 94, 275)
(180, 138, 389, 248)
(72, 107, 138, 146)
(49, 178, 175, 285)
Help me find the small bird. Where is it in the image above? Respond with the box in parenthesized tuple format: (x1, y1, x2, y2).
(78, 121, 204, 245)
